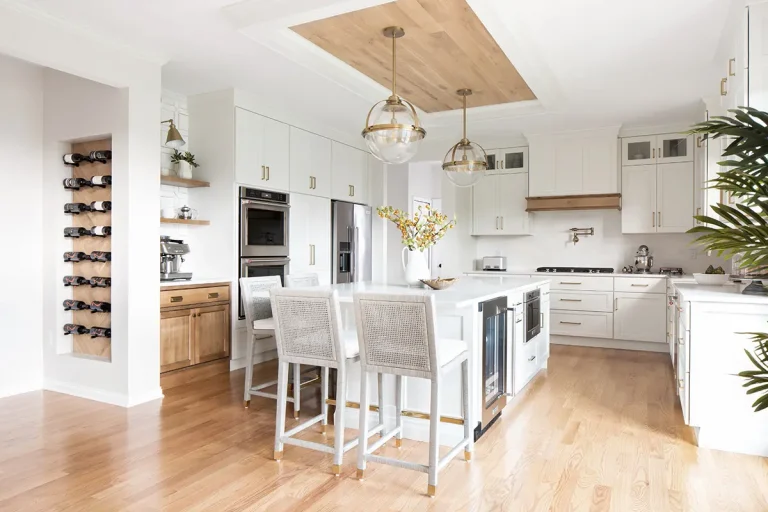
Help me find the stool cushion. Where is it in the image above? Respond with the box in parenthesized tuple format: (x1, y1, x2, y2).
(342, 330, 360, 359)
(438, 338, 468, 368)
(253, 317, 275, 331)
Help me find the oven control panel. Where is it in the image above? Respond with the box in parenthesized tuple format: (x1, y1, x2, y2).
(240, 186, 288, 204)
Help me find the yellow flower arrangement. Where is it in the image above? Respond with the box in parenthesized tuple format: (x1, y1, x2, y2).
(377, 205, 456, 252)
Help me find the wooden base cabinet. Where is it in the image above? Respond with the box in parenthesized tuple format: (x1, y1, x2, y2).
(160, 283, 231, 374)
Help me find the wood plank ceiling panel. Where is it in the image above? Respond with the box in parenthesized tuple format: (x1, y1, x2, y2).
(291, 0, 536, 113)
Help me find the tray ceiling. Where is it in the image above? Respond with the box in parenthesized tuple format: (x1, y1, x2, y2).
(290, 0, 536, 113)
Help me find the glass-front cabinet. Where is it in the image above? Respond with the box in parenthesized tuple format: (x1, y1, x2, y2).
(485, 146, 528, 174)
(622, 134, 693, 166)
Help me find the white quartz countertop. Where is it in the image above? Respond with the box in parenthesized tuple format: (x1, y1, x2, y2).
(465, 270, 675, 278)
(317, 277, 550, 309)
(160, 277, 231, 288)
(675, 283, 768, 305)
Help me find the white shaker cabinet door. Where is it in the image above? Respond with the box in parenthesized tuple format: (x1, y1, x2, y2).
(527, 137, 556, 197)
(621, 165, 657, 234)
(289, 192, 311, 272)
(614, 292, 667, 343)
(332, 142, 367, 202)
(234, 107, 265, 186)
(622, 135, 656, 166)
(471, 175, 499, 235)
(290, 127, 331, 198)
(261, 116, 290, 192)
(582, 134, 617, 194)
(497, 172, 529, 235)
(309, 195, 332, 279)
(657, 134, 693, 164)
(657, 162, 694, 233)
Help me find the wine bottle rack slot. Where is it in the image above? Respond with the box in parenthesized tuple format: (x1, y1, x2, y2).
(66, 138, 112, 359)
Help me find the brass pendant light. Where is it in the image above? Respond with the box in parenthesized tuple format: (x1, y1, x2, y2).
(362, 26, 426, 164)
(442, 89, 487, 187)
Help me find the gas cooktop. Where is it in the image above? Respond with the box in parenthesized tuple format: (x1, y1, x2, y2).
(536, 267, 614, 274)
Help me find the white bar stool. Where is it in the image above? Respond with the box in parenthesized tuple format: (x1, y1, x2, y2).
(353, 292, 473, 497)
(285, 272, 320, 288)
(240, 276, 302, 418)
(270, 287, 384, 474)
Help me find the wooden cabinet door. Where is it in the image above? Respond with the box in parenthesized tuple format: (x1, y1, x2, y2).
(471, 175, 499, 235)
(613, 292, 667, 343)
(160, 309, 193, 373)
(262, 117, 290, 192)
(193, 305, 230, 365)
(234, 107, 265, 186)
(621, 164, 657, 234)
(657, 162, 694, 233)
(290, 127, 331, 197)
(497, 172, 529, 235)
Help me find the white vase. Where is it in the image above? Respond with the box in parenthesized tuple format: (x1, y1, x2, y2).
(401, 247, 430, 286)
(178, 161, 193, 179)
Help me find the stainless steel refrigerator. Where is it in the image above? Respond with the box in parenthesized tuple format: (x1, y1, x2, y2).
(332, 201, 372, 284)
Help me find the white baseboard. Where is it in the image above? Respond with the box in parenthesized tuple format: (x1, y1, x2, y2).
(44, 380, 165, 408)
(125, 387, 165, 407)
(230, 349, 278, 371)
(551, 335, 668, 353)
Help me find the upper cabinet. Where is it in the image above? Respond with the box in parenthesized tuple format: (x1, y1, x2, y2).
(472, 171, 529, 236)
(622, 134, 693, 166)
(485, 147, 528, 174)
(527, 128, 618, 197)
(289, 127, 331, 198)
(331, 142, 368, 204)
(234, 107, 290, 191)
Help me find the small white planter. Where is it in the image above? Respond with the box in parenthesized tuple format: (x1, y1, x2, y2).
(177, 160, 193, 179)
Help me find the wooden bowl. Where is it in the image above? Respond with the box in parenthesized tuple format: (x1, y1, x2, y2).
(420, 278, 457, 290)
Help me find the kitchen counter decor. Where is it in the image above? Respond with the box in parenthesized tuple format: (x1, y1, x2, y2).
(420, 277, 457, 290)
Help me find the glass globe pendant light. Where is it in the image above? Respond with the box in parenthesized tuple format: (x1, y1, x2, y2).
(362, 26, 426, 164)
(442, 89, 487, 187)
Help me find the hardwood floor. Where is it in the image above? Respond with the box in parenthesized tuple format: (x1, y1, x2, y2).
(1, 346, 767, 511)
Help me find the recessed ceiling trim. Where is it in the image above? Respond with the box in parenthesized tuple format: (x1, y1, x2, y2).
(223, 0, 394, 31)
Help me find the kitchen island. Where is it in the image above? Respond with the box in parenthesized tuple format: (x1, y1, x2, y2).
(316, 277, 551, 445)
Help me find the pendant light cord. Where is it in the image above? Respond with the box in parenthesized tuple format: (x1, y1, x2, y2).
(391, 33, 397, 97)
(462, 93, 467, 139)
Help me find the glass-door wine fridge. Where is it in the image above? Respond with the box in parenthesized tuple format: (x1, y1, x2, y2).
(481, 296, 508, 430)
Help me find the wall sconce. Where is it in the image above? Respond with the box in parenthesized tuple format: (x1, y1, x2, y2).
(569, 227, 594, 245)
(162, 119, 185, 149)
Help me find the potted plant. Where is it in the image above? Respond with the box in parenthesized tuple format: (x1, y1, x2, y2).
(377, 205, 456, 285)
(171, 150, 199, 179)
(688, 106, 768, 411)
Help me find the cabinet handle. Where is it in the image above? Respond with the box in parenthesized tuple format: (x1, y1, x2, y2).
(652, 148, 655, 159)
(630, 284, 649, 287)
(261, 165, 266, 180)
(559, 321, 582, 325)
(559, 298, 582, 302)
(351, 185, 355, 196)
(170, 296, 183, 303)
(729, 58, 736, 77)
(348, 185, 352, 197)
(652, 211, 655, 228)
(559, 282, 582, 285)
(310, 176, 314, 189)
(721, 77, 728, 96)
(310, 244, 315, 265)
(500, 216, 504, 230)
(696, 207, 701, 225)
(615, 297, 618, 311)
(208, 292, 219, 299)
(528, 355, 536, 362)
(658, 211, 661, 226)
(266, 166, 270, 180)
(696, 136, 702, 148)
(678, 379, 684, 390)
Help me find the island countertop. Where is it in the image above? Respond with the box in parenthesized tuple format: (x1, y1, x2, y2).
(317, 276, 550, 308)
(676, 283, 766, 305)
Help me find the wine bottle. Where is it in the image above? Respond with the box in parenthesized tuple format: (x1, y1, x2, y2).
(89, 327, 111, 338)
(63, 153, 88, 167)
(63, 177, 90, 190)
(89, 150, 112, 163)
(63, 299, 89, 311)
(63, 251, 88, 262)
(64, 203, 91, 215)
(90, 201, 112, 212)
(90, 301, 111, 313)
(63, 324, 89, 335)
(89, 175, 112, 187)
(89, 226, 112, 237)
(90, 251, 111, 262)
(64, 227, 90, 238)
(89, 276, 111, 288)
(63, 275, 89, 286)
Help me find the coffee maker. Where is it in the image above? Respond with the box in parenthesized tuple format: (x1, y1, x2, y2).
(160, 236, 192, 281)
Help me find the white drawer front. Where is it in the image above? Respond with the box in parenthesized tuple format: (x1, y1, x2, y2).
(551, 311, 613, 338)
(550, 276, 613, 292)
(614, 276, 666, 294)
(551, 290, 613, 313)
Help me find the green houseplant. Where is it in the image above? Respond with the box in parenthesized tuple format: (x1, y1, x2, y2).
(171, 150, 199, 179)
(688, 106, 768, 411)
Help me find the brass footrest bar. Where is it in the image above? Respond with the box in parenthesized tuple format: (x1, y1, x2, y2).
(324, 399, 464, 425)
(288, 375, 321, 393)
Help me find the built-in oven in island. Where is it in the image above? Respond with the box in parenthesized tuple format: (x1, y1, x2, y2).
(524, 289, 541, 342)
(480, 296, 508, 436)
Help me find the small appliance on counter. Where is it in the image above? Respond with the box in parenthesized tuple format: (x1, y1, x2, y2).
(633, 245, 654, 274)
(482, 256, 507, 271)
(659, 267, 684, 277)
(160, 236, 192, 281)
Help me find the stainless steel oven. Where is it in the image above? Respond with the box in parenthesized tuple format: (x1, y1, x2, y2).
(480, 296, 508, 431)
(239, 187, 290, 258)
(238, 257, 289, 319)
(524, 289, 541, 342)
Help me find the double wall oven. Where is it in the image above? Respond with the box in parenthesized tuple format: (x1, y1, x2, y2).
(238, 187, 290, 318)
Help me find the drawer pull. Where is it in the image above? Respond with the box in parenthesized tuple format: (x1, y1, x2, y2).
(208, 292, 219, 299)
(678, 379, 684, 390)
(559, 298, 582, 302)
(170, 296, 183, 303)
(528, 355, 536, 362)
(559, 282, 582, 285)
(631, 284, 649, 287)
(559, 321, 582, 325)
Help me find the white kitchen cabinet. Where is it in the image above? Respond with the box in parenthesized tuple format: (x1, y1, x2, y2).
(613, 292, 667, 343)
(331, 142, 368, 204)
(621, 165, 656, 234)
(486, 147, 528, 174)
(622, 135, 656, 166)
(471, 172, 529, 235)
(622, 134, 693, 166)
(234, 107, 290, 191)
(288, 193, 332, 284)
(621, 161, 693, 234)
(289, 127, 331, 198)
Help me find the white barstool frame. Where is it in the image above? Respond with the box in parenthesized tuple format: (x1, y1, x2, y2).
(270, 287, 384, 475)
(353, 292, 473, 497)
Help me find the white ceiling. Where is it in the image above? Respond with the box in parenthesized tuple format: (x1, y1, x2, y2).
(17, 0, 736, 144)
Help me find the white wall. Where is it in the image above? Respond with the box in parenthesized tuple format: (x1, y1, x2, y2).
(0, 54, 44, 398)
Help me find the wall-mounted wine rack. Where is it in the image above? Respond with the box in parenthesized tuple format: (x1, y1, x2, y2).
(65, 138, 112, 360)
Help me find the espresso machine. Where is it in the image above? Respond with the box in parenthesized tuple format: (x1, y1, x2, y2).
(160, 236, 192, 281)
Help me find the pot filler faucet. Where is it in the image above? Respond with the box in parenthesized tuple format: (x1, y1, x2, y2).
(569, 227, 594, 245)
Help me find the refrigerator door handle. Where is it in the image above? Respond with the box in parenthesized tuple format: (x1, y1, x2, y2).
(354, 226, 359, 282)
(348, 225, 354, 282)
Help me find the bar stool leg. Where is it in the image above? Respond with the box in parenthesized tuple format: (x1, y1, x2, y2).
(377, 373, 385, 436)
(427, 379, 440, 497)
(320, 366, 329, 434)
(357, 370, 371, 480)
(461, 359, 473, 461)
(292, 363, 301, 419)
(331, 366, 347, 476)
(243, 333, 255, 408)
(395, 375, 403, 448)
(274, 361, 289, 461)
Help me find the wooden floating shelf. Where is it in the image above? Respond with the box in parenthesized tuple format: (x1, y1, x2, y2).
(526, 193, 622, 212)
(160, 175, 210, 188)
(160, 218, 210, 226)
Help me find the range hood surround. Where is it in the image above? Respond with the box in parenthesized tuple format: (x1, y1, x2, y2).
(525, 193, 621, 212)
